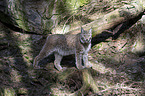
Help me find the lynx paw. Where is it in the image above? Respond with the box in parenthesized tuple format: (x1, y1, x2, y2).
(77, 66, 85, 70)
(62, 67, 67, 71)
(57, 67, 67, 71)
(85, 63, 92, 68)
(57, 67, 67, 72)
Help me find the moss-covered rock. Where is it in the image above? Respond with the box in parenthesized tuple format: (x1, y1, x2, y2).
(0, 0, 90, 34)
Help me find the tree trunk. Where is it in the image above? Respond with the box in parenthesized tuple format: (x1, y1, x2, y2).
(66, 0, 144, 37)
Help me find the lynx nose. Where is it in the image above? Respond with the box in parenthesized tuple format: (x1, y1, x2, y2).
(86, 38, 91, 43)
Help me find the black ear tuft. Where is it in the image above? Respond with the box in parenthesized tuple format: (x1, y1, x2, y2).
(81, 27, 84, 33)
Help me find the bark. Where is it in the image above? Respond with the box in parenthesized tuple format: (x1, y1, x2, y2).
(66, 0, 144, 38)
(55, 68, 99, 96)
(1, 0, 144, 37)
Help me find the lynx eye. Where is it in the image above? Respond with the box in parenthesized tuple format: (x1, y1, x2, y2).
(87, 38, 91, 42)
(80, 35, 85, 43)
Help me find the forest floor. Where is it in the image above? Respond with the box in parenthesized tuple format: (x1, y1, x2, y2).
(0, 21, 145, 96)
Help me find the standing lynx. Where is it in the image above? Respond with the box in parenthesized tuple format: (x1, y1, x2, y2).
(33, 27, 92, 71)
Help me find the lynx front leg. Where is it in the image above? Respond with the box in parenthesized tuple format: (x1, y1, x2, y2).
(83, 53, 92, 68)
(75, 53, 85, 69)
(54, 53, 63, 71)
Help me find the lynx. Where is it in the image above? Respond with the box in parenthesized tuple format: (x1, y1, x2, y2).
(33, 27, 92, 71)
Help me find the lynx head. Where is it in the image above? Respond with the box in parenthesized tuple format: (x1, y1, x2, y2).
(80, 27, 92, 44)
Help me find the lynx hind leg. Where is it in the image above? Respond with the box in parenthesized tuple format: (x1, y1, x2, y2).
(33, 55, 43, 68)
(75, 53, 85, 70)
(83, 53, 92, 68)
(54, 53, 64, 71)
(33, 49, 53, 68)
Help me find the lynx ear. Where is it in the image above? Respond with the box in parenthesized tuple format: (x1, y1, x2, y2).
(89, 28, 92, 34)
(81, 27, 84, 33)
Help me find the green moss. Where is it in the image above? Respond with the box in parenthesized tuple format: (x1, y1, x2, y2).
(18, 88, 28, 95)
(24, 56, 29, 59)
(4, 88, 16, 96)
(16, 19, 30, 31)
(65, 0, 90, 13)
(93, 43, 103, 50)
(8, 0, 30, 31)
